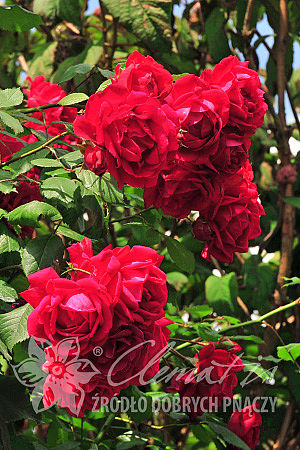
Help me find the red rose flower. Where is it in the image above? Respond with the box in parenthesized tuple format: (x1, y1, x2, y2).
(23, 76, 81, 149)
(193, 168, 265, 263)
(165, 74, 229, 167)
(228, 403, 262, 449)
(74, 84, 178, 188)
(168, 341, 244, 419)
(143, 162, 220, 219)
(211, 132, 250, 175)
(200, 56, 267, 136)
(68, 239, 168, 325)
(20, 267, 115, 355)
(91, 317, 171, 390)
(0, 132, 24, 163)
(113, 51, 173, 99)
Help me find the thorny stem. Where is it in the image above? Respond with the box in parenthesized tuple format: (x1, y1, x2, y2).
(0, 132, 68, 168)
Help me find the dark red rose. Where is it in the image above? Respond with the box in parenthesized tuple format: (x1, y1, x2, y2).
(23, 76, 81, 149)
(193, 168, 265, 263)
(143, 161, 221, 219)
(165, 74, 229, 168)
(113, 51, 173, 99)
(211, 132, 250, 175)
(168, 341, 244, 419)
(84, 144, 107, 176)
(228, 402, 262, 449)
(0, 132, 24, 163)
(68, 239, 168, 326)
(90, 317, 171, 390)
(20, 268, 115, 355)
(74, 84, 178, 188)
(200, 56, 267, 136)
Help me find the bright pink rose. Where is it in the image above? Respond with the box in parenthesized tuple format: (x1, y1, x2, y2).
(23, 76, 81, 149)
(0, 133, 24, 163)
(168, 341, 244, 419)
(143, 162, 220, 219)
(74, 84, 178, 188)
(193, 169, 265, 263)
(68, 239, 168, 325)
(200, 56, 267, 136)
(165, 74, 229, 167)
(113, 51, 173, 99)
(20, 267, 115, 355)
(228, 403, 262, 449)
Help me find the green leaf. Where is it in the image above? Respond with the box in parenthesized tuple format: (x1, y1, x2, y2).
(3, 142, 49, 176)
(0, 170, 17, 195)
(33, 0, 81, 25)
(31, 158, 63, 168)
(41, 177, 78, 204)
(185, 305, 213, 319)
(7, 201, 62, 227)
(100, 174, 124, 204)
(0, 222, 20, 254)
(0, 111, 23, 134)
(21, 234, 64, 277)
(97, 79, 112, 92)
(116, 431, 148, 450)
(102, 0, 172, 52)
(242, 360, 276, 383)
(0, 280, 18, 303)
(172, 73, 189, 81)
(0, 5, 42, 32)
(58, 64, 93, 83)
(166, 272, 188, 290)
(204, 419, 251, 450)
(58, 93, 88, 106)
(232, 335, 264, 344)
(166, 237, 195, 274)
(98, 68, 114, 79)
(0, 304, 33, 351)
(283, 197, 300, 208)
(0, 376, 37, 422)
(283, 276, 300, 287)
(57, 225, 88, 242)
(28, 42, 58, 79)
(0, 87, 23, 108)
(277, 343, 300, 362)
(205, 8, 231, 62)
(205, 272, 238, 315)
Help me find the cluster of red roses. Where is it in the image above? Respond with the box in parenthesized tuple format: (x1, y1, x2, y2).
(0, 76, 80, 235)
(74, 52, 267, 263)
(168, 340, 261, 449)
(20, 238, 171, 415)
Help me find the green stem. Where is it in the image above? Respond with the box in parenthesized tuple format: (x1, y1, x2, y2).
(96, 413, 115, 442)
(0, 131, 68, 168)
(12, 102, 62, 114)
(109, 207, 154, 224)
(221, 297, 300, 333)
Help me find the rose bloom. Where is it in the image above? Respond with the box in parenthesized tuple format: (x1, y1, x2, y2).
(0, 132, 24, 163)
(113, 51, 173, 99)
(90, 317, 171, 390)
(200, 55, 267, 136)
(211, 132, 250, 175)
(74, 84, 178, 188)
(23, 75, 81, 149)
(165, 74, 229, 167)
(68, 238, 168, 325)
(228, 402, 262, 449)
(193, 166, 265, 263)
(143, 161, 220, 219)
(168, 341, 244, 419)
(20, 267, 115, 355)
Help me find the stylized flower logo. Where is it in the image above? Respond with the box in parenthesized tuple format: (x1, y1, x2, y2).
(12, 337, 99, 415)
